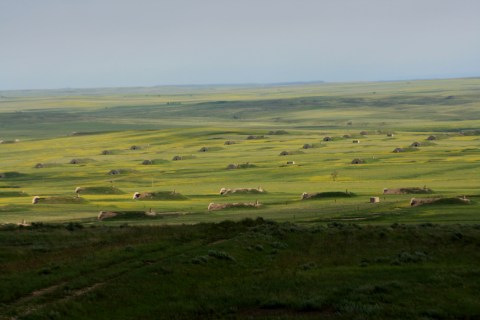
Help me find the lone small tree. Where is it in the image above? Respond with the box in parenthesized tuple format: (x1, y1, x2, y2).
(331, 170, 338, 182)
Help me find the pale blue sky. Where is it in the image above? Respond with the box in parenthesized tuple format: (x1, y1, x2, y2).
(1, 0, 479, 90)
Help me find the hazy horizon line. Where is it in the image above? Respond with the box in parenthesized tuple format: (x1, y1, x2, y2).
(1, 75, 479, 94)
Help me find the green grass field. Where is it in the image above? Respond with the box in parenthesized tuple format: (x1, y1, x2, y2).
(1, 78, 479, 226)
(1, 78, 480, 319)
(1, 220, 480, 319)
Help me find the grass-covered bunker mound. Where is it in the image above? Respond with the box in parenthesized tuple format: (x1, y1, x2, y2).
(133, 191, 188, 200)
(32, 196, 88, 204)
(75, 186, 125, 195)
(98, 210, 148, 220)
(219, 187, 266, 195)
(301, 191, 356, 200)
(410, 197, 471, 206)
(384, 187, 433, 195)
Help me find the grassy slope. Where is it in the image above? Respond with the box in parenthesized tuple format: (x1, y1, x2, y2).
(1, 220, 479, 319)
(1, 79, 480, 319)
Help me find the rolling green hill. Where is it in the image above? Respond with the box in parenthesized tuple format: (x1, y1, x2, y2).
(1, 79, 480, 319)
(1, 78, 479, 225)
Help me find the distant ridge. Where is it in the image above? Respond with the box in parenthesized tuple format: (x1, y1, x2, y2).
(1, 76, 479, 95)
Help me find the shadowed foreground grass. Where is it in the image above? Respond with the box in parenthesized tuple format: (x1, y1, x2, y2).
(1, 218, 479, 319)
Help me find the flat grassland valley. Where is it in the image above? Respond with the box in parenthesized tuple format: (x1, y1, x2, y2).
(1, 78, 480, 319)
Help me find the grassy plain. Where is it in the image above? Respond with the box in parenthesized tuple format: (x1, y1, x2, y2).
(0, 78, 480, 319)
(1, 78, 479, 225)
